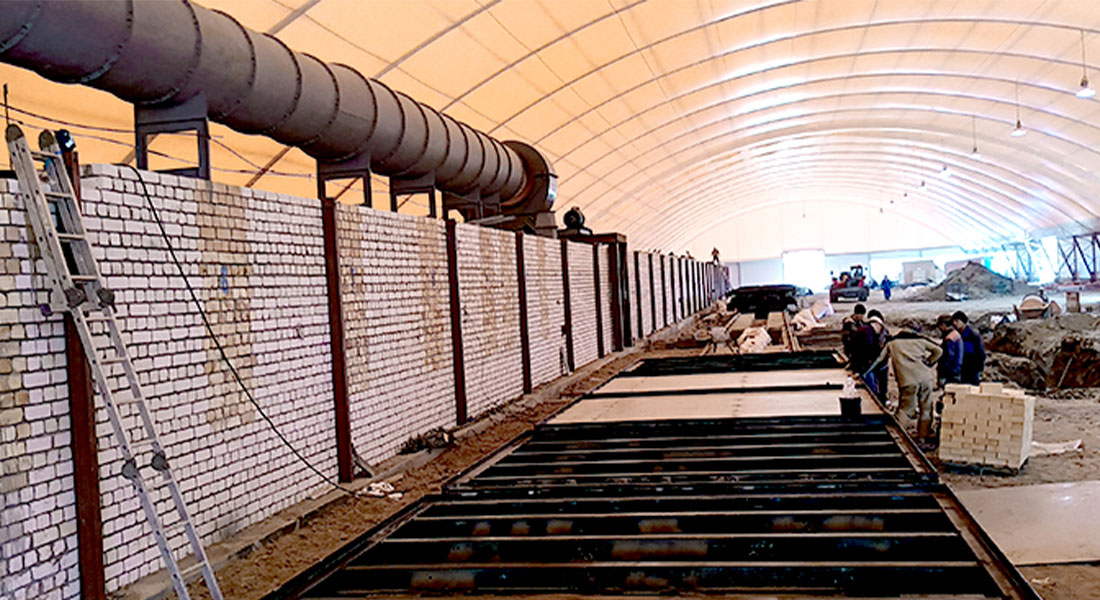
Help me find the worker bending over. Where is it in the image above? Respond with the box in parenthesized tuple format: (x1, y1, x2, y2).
(866, 324, 943, 448)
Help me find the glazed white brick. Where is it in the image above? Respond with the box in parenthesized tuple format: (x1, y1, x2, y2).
(523, 235, 566, 387)
(567, 242, 599, 368)
(0, 185, 80, 600)
(456, 223, 523, 418)
(639, 254, 654, 335)
(939, 383, 1035, 470)
(76, 167, 337, 592)
(598, 245, 613, 353)
(336, 205, 455, 463)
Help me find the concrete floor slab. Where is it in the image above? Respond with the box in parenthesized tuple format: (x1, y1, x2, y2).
(593, 369, 848, 394)
(552, 389, 882, 423)
(955, 481, 1100, 565)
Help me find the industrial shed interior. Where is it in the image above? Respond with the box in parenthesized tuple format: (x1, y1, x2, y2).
(2, 2, 1100, 600)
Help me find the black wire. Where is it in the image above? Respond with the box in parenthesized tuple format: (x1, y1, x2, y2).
(119, 164, 362, 498)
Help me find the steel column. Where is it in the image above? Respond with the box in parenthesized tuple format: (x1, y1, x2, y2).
(655, 254, 664, 328)
(515, 231, 532, 394)
(642, 249, 651, 330)
(560, 239, 574, 372)
(445, 221, 468, 424)
(60, 149, 107, 600)
(607, 243, 622, 352)
(634, 252, 643, 342)
(318, 190, 353, 482)
(593, 245, 604, 358)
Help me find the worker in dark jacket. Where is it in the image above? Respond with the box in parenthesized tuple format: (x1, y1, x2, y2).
(952, 311, 985, 385)
(841, 303, 866, 358)
(864, 310, 889, 400)
(936, 314, 963, 386)
(849, 315, 885, 394)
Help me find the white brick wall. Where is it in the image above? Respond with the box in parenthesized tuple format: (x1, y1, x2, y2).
(456, 224, 523, 419)
(566, 242, 598, 368)
(523, 235, 566, 387)
(598, 245, 613, 354)
(0, 180, 81, 600)
(336, 205, 455, 464)
(663, 256, 674, 326)
(637, 253, 653, 337)
(77, 166, 336, 592)
(1, 162, 709, 599)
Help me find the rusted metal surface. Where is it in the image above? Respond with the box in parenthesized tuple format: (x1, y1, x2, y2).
(262, 354, 1038, 600)
(446, 220, 467, 424)
(61, 149, 107, 600)
(560, 239, 574, 372)
(318, 190, 353, 482)
(515, 231, 532, 394)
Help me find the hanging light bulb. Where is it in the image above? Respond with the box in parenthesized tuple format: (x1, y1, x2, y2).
(970, 116, 981, 157)
(1011, 81, 1027, 137)
(1078, 30, 1096, 99)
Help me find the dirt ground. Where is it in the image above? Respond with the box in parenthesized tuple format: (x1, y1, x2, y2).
(822, 292, 1100, 600)
(179, 350, 647, 600)
(175, 295, 1100, 600)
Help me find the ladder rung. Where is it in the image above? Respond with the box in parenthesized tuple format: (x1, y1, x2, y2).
(57, 233, 86, 242)
(177, 561, 209, 582)
(44, 191, 72, 200)
(82, 313, 112, 323)
(70, 275, 98, 282)
(99, 356, 127, 366)
(29, 150, 57, 161)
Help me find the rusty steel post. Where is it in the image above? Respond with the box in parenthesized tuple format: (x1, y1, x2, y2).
(318, 187, 353, 482)
(515, 231, 532, 394)
(60, 150, 107, 600)
(446, 220, 468, 424)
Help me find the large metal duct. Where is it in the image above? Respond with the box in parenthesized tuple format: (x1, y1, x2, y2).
(0, 0, 555, 207)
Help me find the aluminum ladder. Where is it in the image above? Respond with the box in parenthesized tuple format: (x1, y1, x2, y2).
(5, 124, 224, 600)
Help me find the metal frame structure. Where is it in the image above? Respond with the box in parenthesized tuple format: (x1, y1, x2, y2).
(1056, 232, 1100, 283)
(261, 352, 1037, 600)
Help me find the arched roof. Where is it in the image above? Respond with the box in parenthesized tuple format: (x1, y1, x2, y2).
(3, 0, 1099, 260)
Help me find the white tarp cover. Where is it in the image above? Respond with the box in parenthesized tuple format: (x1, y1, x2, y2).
(3, 0, 1100, 260)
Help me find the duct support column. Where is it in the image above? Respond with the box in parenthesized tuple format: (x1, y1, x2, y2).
(446, 221, 468, 424)
(593, 246, 604, 358)
(607, 243, 621, 352)
(515, 231, 532, 394)
(634, 252, 643, 341)
(648, 253, 656, 333)
(561, 239, 574, 372)
(61, 149, 106, 600)
(318, 187, 353, 482)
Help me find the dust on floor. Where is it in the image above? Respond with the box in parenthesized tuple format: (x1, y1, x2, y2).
(936, 391, 1100, 600)
(183, 352, 645, 600)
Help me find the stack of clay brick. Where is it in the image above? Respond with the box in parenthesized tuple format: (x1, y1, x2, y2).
(939, 382, 1035, 470)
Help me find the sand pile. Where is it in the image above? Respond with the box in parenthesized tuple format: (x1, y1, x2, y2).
(912, 262, 1034, 301)
(986, 313, 1100, 389)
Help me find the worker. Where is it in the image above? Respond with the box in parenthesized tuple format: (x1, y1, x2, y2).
(849, 315, 884, 394)
(881, 276, 893, 301)
(952, 311, 986, 385)
(866, 324, 943, 448)
(865, 310, 889, 400)
(936, 314, 963, 386)
(841, 303, 866, 358)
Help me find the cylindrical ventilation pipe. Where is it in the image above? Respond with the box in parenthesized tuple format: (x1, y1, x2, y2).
(0, 0, 554, 209)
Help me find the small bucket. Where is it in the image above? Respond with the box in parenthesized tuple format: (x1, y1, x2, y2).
(839, 396, 862, 417)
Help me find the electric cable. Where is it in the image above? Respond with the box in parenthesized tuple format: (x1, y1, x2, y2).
(119, 164, 363, 499)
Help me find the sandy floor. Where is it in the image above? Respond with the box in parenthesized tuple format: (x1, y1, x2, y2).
(179, 296, 1100, 600)
(818, 289, 1100, 328)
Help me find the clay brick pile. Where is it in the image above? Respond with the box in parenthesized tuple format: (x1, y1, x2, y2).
(939, 382, 1035, 470)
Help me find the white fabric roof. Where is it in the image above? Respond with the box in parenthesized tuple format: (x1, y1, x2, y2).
(3, 0, 1100, 260)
